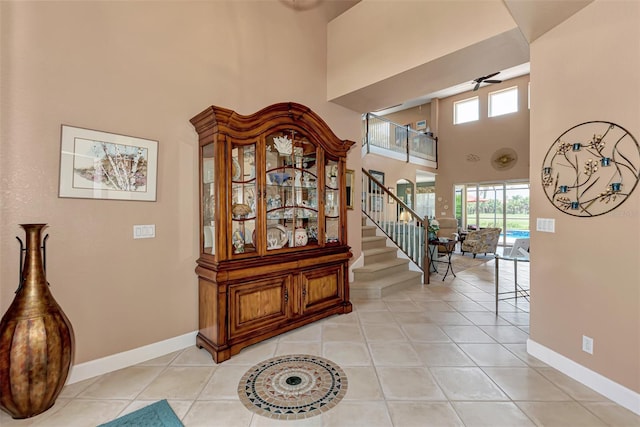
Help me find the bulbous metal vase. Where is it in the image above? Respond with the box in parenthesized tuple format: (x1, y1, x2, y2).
(0, 224, 75, 419)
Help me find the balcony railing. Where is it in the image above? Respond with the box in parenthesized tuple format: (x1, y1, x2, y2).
(362, 113, 437, 165)
(362, 169, 434, 285)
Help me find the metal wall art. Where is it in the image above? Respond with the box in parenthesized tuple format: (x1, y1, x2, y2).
(542, 121, 639, 217)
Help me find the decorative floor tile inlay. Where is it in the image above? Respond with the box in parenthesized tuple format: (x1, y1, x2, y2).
(238, 354, 348, 420)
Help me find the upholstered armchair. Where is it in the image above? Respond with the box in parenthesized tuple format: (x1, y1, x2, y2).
(461, 227, 502, 258)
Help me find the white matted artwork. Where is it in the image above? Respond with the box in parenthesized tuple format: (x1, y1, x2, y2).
(58, 125, 158, 201)
(416, 120, 427, 130)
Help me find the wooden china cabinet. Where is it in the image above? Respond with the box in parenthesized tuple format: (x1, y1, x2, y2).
(190, 103, 355, 363)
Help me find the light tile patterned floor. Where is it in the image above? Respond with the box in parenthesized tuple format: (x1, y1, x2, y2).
(2, 260, 639, 426)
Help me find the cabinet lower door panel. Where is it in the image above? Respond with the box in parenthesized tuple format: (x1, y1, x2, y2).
(300, 265, 343, 315)
(229, 276, 291, 339)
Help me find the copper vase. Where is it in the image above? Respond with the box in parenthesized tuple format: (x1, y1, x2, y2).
(0, 224, 75, 419)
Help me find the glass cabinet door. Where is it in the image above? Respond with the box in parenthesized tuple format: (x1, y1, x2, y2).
(265, 131, 318, 250)
(202, 143, 215, 255)
(324, 158, 340, 243)
(230, 143, 257, 255)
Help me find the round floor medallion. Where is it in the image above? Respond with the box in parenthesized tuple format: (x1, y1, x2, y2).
(237, 354, 348, 420)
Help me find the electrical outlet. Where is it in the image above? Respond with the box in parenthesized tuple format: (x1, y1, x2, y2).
(582, 335, 594, 354)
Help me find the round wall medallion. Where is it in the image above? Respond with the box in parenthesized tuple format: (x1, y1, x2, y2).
(238, 354, 347, 420)
(542, 121, 639, 217)
(491, 148, 518, 171)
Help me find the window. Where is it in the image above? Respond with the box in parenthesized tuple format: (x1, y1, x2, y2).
(489, 86, 518, 117)
(454, 181, 530, 247)
(454, 97, 479, 124)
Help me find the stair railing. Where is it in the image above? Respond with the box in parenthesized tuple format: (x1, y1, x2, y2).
(362, 113, 438, 163)
(362, 169, 431, 284)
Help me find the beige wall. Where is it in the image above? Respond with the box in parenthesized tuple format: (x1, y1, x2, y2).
(0, 1, 362, 364)
(530, 0, 639, 393)
(327, 0, 518, 100)
(384, 104, 433, 132)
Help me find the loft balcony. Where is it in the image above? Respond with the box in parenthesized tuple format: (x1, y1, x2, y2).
(362, 113, 437, 168)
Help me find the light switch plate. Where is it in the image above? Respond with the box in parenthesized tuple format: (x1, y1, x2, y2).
(133, 224, 155, 239)
(536, 218, 555, 233)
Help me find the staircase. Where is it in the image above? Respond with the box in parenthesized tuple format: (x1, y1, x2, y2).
(350, 219, 424, 299)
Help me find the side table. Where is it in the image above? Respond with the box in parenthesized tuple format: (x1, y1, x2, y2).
(494, 254, 530, 313)
(429, 239, 457, 281)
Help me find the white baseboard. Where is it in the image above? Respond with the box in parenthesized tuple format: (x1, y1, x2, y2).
(527, 339, 640, 415)
(67, 331, 198, 385)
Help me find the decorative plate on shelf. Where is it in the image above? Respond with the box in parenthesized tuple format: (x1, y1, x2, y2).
(266, 225, 288, 249)
(232, 157, 241, 181)
(269, 172, 291, 185)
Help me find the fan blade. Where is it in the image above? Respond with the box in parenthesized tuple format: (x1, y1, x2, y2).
(484, 79, 502, 84)
(483, 71, 500, 80)
(473, 82, 481, 91)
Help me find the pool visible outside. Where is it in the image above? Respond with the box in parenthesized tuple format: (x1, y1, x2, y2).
(502, 229, 530, 245)
(505, 230, 530, 238)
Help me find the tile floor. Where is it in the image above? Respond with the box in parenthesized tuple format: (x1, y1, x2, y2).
(2, 260, 639, 426)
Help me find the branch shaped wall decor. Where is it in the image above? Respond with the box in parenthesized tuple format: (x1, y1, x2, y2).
(542, 121, 639, 217)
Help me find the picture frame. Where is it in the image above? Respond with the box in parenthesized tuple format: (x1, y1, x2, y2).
(345, 169, 354, 210)
(387, 187, 395, 204)
(59, 125, 158, 201)
(416, 120, 427, 130)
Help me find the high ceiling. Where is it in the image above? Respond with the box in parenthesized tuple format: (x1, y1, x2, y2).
(324, 0, 593, 114)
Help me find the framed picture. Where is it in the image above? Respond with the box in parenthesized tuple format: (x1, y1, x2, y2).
(59, 125, 158, 201)
(387, 187, 395, 204)
(416, 120, 427, 130)
(345, 169, 354, 210)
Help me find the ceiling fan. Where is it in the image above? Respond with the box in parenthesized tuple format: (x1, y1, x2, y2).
(472, 71, 502, 91)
